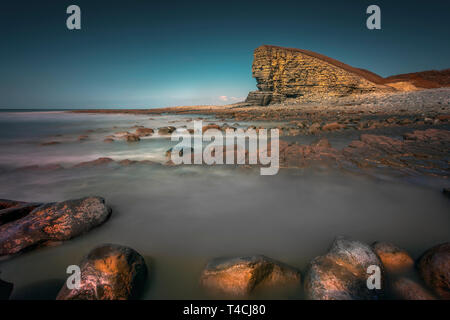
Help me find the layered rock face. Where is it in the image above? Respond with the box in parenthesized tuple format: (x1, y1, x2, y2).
(246, 45, 391, 105)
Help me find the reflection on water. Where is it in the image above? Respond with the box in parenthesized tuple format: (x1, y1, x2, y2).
(0, 111, 449, 299)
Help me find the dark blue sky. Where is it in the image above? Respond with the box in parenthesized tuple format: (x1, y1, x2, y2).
(1, 0, 449, 109)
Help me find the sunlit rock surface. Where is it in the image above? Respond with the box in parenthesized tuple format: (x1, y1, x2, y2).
(57, 244, 147, 300)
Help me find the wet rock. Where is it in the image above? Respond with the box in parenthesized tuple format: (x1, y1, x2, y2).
(372, 242, 414, 274)
(391, 277, 435, 300)
(202, 124, 221, 132)
(0, 200, 43, 226)
(40, 141, 61, 146)
(322, 122, 345, 131)
(0, 197, 111, 256)
(0, 278, 13, 300)
(304, 237, 384, 300)
(200, 255, 301, 296)
(103, 138, 114, 143)
(135, 127, 154, 137)
(125, 134, 140, 142)
(308, 122, 321, 134)
(78, 135, 89, 141)
(57, 244, 147, 300)
(417, 242, 450, 299)
(113, 131, 130, 138)
(119, 159, 137, 166)
(74, 157, 114, 168)
(158, 127, 176, 135)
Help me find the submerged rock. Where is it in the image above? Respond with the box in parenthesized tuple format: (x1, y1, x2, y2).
(417, 242, 450, 299)
(0, 278, 13, 300)
(372, 242, 414, 274)
(304, 237, 385, 300)
(158, 126, 176, 135)
(200, 255, 301, 296)
(74, 157, 114, 168)
(0, 197, 111, 257)
(57, 244, 147, 300)
(125, 134, 140, 142)
(135, 127, 154, 137)
(391, 277, 435, 300)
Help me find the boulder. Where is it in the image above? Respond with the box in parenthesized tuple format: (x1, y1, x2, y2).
(74, 157, 114, 168)
(57, 244, 147, 300)
(0, 278, 13, 300)
(125, 134, 140, 142)
(372, 242, 414, 274)
(304, 237, 385, 300)
(0, 200, 43, 226)
(322, 122, 345, 131)
(0, 197, 111, 256)
(158, 127, 176, 135)
(200, 255, 301, 296)
(135, 127, 154, 137)
(417, 243, 450, 299)
(391, 277, 435, 300)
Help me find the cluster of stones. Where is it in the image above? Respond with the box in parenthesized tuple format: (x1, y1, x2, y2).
(246, 45, 391, 106)
(0, 195, 448, 300)
(198, 237, 449, 300)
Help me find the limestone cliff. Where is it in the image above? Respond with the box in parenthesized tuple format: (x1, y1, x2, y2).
(246, 45, 392, 105)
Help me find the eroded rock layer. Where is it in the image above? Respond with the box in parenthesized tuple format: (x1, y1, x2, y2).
(246, 45, 391, 105)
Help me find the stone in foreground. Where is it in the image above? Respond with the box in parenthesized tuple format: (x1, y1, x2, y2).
(57, 244, 147, 300)
(417, 242, 450, 299)
(304, 237, 385, 300)
(200, 255, 301, 296)
(390, 277, 435, 300)
(372, 242, 414, 274)
(0, 197, 111, 256)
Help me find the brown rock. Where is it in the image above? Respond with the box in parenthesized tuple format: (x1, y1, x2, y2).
(74, 157, 114, 168)
(103, 138, 114, 143)
(372, 242, 414, 274)
(304, 237, 385, 300)
(78, 135, 89, 141)
(417, 243, 450, 299)
(308, 122, 321, 134)
(0, 197, 111, 256)
(40, 141, 61, 146)
(126, 134, 140, 142)
(158, 127, 176, 135)
(135, 127, 154, 137)
(391, 277, 435, 300)
(57, 244, 147, 300)
(0, 201, 43, 226)
(322, 122, 345, 131)
(200, 255, 301, 296)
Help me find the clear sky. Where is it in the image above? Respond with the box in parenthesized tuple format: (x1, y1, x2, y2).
(0, 0, 449, 109)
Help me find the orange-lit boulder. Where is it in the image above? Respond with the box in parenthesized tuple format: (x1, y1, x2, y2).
(417, 243, 450, 299)
(304, 237, 385, 300)
(200, 255, 301, 296)
(372, 242, 414, 274)
(57, 244, 147, 300)
(0, 197, 111, 257)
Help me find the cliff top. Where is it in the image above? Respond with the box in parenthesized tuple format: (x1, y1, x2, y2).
(258, 45, 386, 85)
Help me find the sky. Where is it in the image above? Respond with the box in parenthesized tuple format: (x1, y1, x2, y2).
(0, 0, 449, 109)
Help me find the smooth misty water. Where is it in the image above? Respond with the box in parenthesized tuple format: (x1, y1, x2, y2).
(0, 111, 449, 299)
